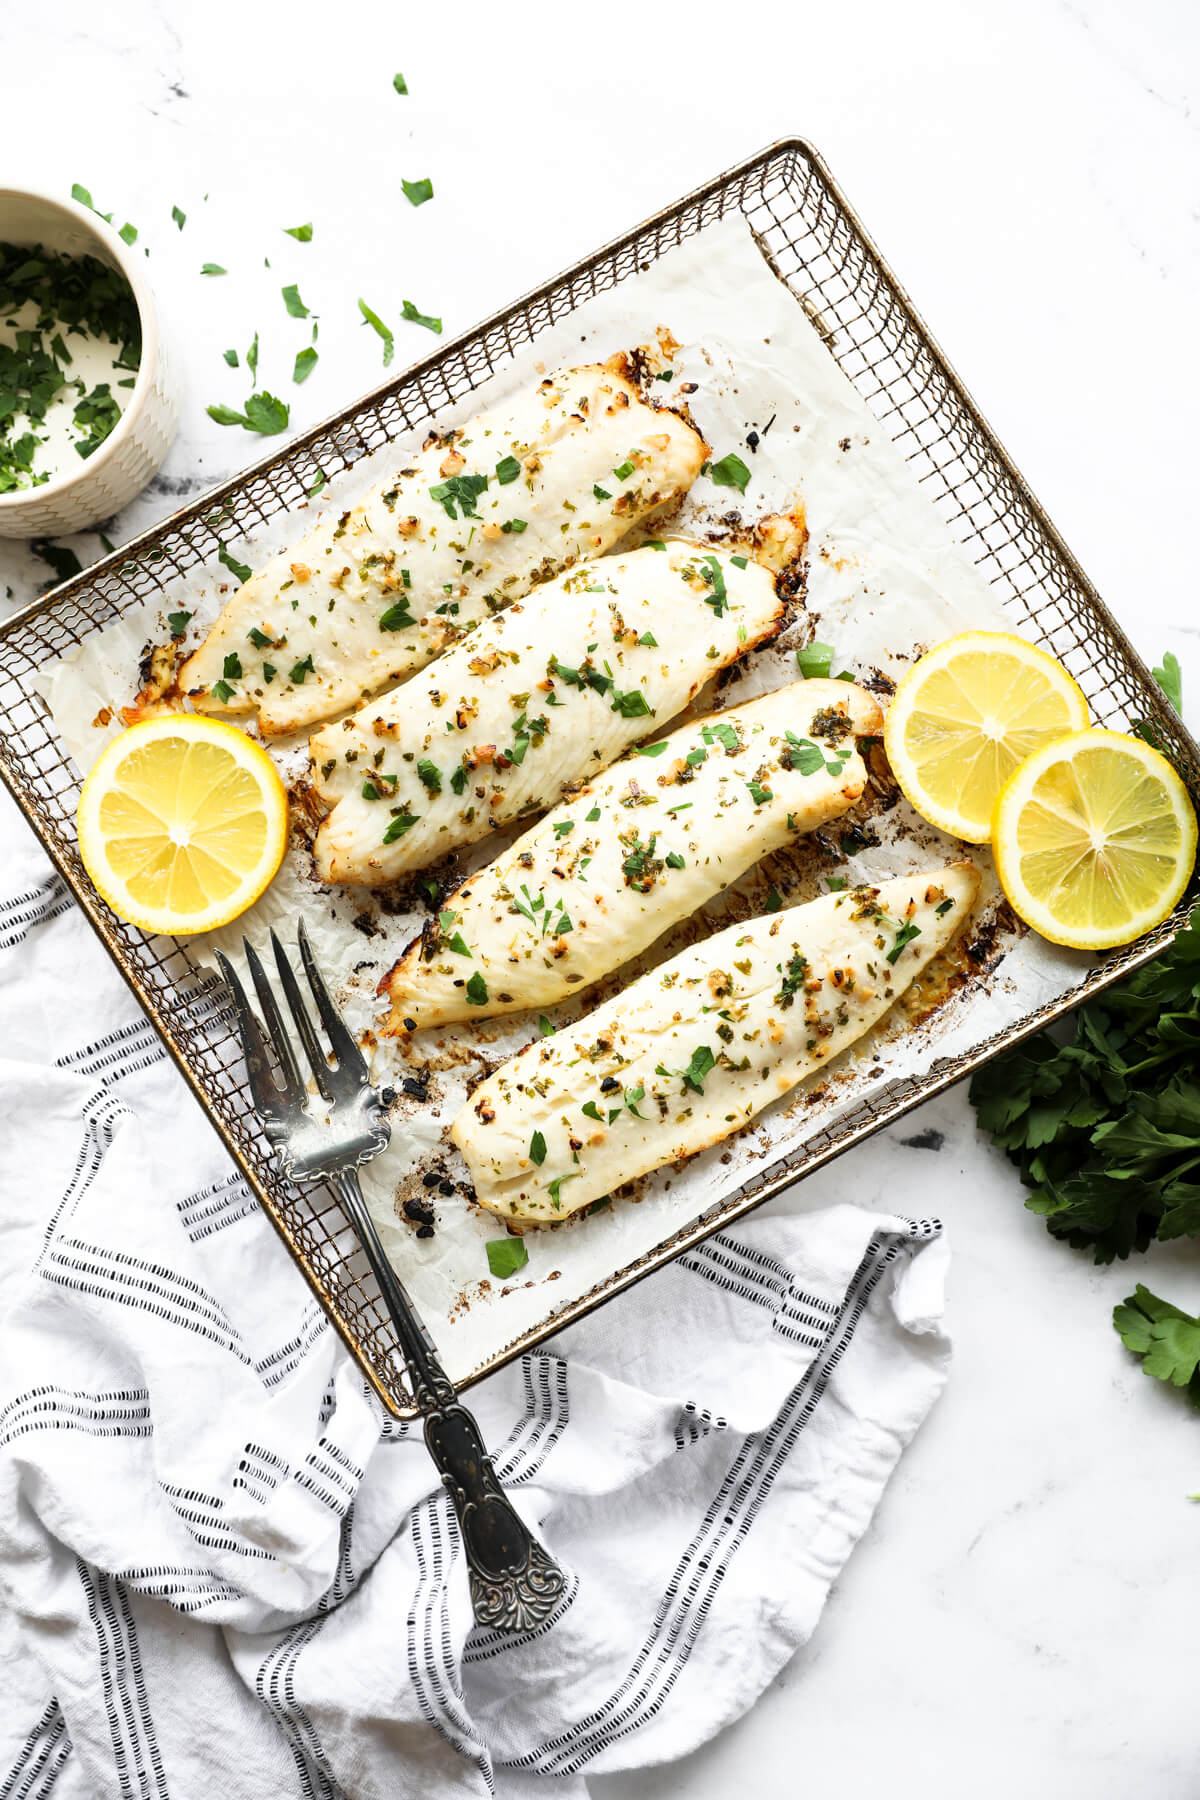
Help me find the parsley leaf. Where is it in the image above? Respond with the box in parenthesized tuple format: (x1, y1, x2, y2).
(401, 298, 442, 334)
(1154, 651, 1183, 715)
(1114, 1285, 1200, 1406)
(416, 758, 442, 794)
(393, 72, 408, 95)
(293, 346, 318, 384)
(172, 204, 187, 230)
(217, 543, 252, 583)
(430, 473, 488, 520)
(402, 177, 434, 207)
(529, 1131, 547, 1166)
(887, 920, 922, 964)
(284, 222, 313, 241)
(167, 610, 192, 635)
(382, 810, 420, 844)
(593, 484, 611, 501)
(379, 601, 415, 631)
(201, 263, 226, 276)
(207, 392, 290, 435)
(358, 297, 394, 365)
(495, 455, 521, 485)
(465, 971, 488, 1006)
(796, 641, 835, 679)
(486, 1237, 528, 1279)
(709, 452, 751, 493)
(223, 348, 239, 367)
(282, 283, 309, 318)
(289, 653, 315, 683)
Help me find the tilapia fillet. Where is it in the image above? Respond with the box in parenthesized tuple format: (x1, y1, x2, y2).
(381, 678, 884, 1030)
(179, 361, 706, 736)
(452, 864, 980, 1225)
(309, 538, 792, 887)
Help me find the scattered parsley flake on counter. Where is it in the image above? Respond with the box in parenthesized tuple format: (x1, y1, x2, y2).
(247, 333, 259, 380)
(71, 183, 106, 216)
(207, 391, 290, 435)
(486, 1237, 528, 1280)
(33, 542, 83, 584)
(401, 298, 442, 334)
(402, 177, 434, 207)
(382, 810, 420, 844)
(167, 610, 191, 635)
(796, 641, 835, 679)
(171, 205, 186, 230)
(284, 222, 313, 241)
(223, 348, 238, 367)
(1113, 1285, 1200, 1406)
(282, 283, 309, 318)
(201, 263, 226, 275)
(495, 455, 521, 484)
(293, 346, 318, 384)
(392, 72, 408, 95)
(887, 921, 922, 964)
(217, 543, 252, 583)
(358, 297, 394, 366)
(709, 452, 750, 493)
(289, 653, 315, 683)
(118, 222, 137, 246)
(465, 971, 489, 1006)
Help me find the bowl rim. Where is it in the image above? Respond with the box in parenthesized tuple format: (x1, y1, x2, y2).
(0, 182, 161, 515)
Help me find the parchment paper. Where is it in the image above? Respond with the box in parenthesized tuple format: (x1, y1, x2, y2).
(32, 218, 1093, 1381)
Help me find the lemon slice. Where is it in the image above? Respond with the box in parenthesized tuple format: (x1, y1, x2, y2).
(77, 715, 289, 935)
(992, 728, 1197, 949)
(884, 631, 1089, 841)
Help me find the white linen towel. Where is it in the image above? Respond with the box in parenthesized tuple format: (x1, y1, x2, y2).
(0, 791, 951, 1799)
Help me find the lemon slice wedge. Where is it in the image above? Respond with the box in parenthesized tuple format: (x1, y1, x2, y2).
(77, 715, 289, 936)
(992, 728, 1197, 949)
(884, 631, 1090, 841)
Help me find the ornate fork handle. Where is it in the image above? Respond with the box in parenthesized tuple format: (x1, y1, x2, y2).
(330, 1171, 567, 1632)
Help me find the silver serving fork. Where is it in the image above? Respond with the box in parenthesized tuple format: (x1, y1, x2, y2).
(215, 920, 566, 1633)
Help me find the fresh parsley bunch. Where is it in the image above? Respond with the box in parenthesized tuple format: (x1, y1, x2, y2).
(970, 905, 1200, 1263)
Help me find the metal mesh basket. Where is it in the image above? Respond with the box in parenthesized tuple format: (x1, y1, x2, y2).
(2, 139, 1195, 1416)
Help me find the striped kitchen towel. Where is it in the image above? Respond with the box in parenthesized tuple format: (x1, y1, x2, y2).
(0, 788, 951, 1800)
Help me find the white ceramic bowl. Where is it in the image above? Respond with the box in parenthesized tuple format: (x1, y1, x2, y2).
(0, 185, 179, 539)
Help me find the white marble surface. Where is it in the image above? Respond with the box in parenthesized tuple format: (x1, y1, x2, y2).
(2, 0, 1199, 1791)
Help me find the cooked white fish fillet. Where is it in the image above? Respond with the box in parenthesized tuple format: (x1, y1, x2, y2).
(309, 538, 791, 887)
(381, 679, 884, 1030)
(452, 863, 980, 1225)
(178, 361, 706, 736)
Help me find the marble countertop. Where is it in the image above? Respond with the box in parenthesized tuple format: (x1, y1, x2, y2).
(3, 1, 1198, 1792)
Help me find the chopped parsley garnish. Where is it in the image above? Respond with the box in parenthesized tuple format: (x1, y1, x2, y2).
(581, 1101, 603, 1122)
(284, 222, 313, 241)
(416, 758, 442, 794)
(207, 392, 290, 435)
(528, 1129, 547, 1165)
(392, 72, 408, 95)
(281, 283, 309, 318)
(826, 876, 848, 891)
(646, 540, 666, 551)
(612, 686, 652, 719)
(201, 263, 226, 276)
(495, 455, 521, 484)
(167, 610, 191, 635)
(358, 297, 394, 366)
(709, 452, 751, 493)
(612, 459, 635, 482)
(223, 348, 239, 367)
(782, 732, 825, 776)
(746, 778, 773, 805)
(622, 832, 662, 891)
(32, 542, 83, 584)
(308, 469, 327, 498)
(698, 555, 728, 617)
(657, 1044, 716, 1095)
(486, 1237, 527, 1279)
(796, 641, 835, 679)
(72, 384, 121, 460)
(538, 1015, 556, 1036)
(586, 805, 601, 822)
(402, 177, 434, 207)
(289, 653, 315, 683)
(379, 601, 416, 631)
(701, 721, 739, 755)
(547, 1171, 581, 1209)
(501, 518, 527, 533)
(293, 346, 318, 384)
(593, 483, 611, 501)
(552, 820, 575, 838)
(217, 543, 252, 583)
(637, 631, 658, 647)
(465, 970, 489, 1006)
(636, 741, 670, 757)
(935, 897, 954, 917)
(171, 204, 186, 230)
(450, 766, 468, 795)
(776, 952, 808, 1008)
(222, 652, 243, 680)
(665, 850, 686, 870)
(887, 921, 922, 964)
(211, 679, 234, 703)
(401, 299, 442, 334)
(430, 472, 488, 520)
(262, 663, 276, 682)
(731, 554, 749, 569)
(766, 885, 783, 912)
(382, 810, 420, 844)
